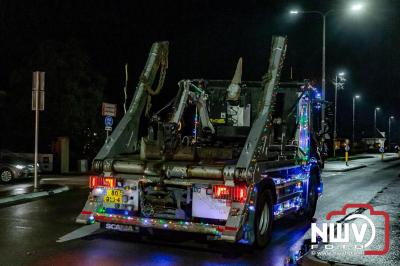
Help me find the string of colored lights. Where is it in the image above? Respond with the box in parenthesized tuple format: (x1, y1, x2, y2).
(193, 106, 198, 143)
(298, 94, 310, 161)
(93, 212, 239, 236)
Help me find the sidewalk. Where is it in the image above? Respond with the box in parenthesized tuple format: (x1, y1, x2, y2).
(324, 153, 399, 172)
(0, 183, 69, 206)
(0, 173, 89, 207)
(40, 173, 89, 187)
(324, 161, 366, 172)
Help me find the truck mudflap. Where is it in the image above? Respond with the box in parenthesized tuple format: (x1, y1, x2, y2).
(76, 200, 98, 224)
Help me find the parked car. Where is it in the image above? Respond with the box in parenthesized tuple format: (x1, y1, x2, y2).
(0, 156, 40, 183)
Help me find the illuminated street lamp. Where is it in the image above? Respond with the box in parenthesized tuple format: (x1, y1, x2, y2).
(333, 71, 346, 157)
(289, 3, 365, 130)
(388, 116, 395, 148)
(351, 3, 364, 12)
(374, 107, 381, 137)
(352, 94, 360, 144)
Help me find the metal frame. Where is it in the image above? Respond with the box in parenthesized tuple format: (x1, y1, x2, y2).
(95, 42, 169, 160)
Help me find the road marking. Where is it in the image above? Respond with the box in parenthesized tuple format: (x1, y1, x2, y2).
(15, 225, 32, 230)
(57, 223, 101, 243)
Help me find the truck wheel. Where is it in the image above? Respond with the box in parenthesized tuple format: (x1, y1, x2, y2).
(297, 174, 318, 221)
(0, 168, 13, 183)
(254, 189, 273, 248)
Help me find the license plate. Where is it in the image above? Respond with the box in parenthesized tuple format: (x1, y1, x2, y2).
(105, 223, 139, 232)
(104, 189, 122, 204)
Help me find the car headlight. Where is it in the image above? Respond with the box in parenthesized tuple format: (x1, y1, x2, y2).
(15, 165, 25, 170)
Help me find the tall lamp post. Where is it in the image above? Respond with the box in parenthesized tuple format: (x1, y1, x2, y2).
(333, 72, 346, 157)
(374, 107, 381, 137)
(388, 116, 394, 148)
(352, 95, 360, 144)
(289, 3, 365, 130)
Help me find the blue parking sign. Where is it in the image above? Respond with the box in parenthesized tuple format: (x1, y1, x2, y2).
(105, 116, 113, 127)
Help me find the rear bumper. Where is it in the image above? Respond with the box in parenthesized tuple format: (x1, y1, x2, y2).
(94, 213, 238, 242)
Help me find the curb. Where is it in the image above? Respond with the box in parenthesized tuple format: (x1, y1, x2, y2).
(0, 186, 69, 205)
(323, 164, 366, 172)
(383, 156, 400, 162)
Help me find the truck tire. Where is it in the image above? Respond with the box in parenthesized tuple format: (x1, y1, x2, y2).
(297, 173, 318, 221)
(254, 189, 273, 248)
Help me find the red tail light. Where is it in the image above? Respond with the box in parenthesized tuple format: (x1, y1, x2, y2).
(89, 176, 116, 188)
(212, 185, 247, 202)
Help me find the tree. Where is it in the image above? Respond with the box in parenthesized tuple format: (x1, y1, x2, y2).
(5, 39, 106, 162)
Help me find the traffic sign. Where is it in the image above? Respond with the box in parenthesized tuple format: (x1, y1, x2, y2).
(379, 146, 385, 153)
(104, 116, 113, 127)
(32, 71, 45, 111)
(345, 144, 350, 152)
(102, 102, 117, 117)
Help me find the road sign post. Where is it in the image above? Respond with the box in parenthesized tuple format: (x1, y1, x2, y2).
(32, 71, 45, 189)
(345, 143, 350, 166)
(102, 103, 116, 141)
(104, 115, 113, 139)
(379, 146, 385, 161)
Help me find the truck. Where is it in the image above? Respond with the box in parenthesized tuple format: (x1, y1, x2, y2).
(76, 36, 323, 248)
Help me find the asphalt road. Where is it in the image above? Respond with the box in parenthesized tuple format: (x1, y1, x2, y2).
(0, 159, 399, 266)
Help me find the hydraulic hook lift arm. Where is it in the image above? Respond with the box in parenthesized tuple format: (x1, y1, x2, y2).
(235, 36, 287, 172)
(95, 42, 169, 161)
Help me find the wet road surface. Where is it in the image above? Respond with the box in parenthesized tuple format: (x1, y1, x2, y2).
(0, 159, 398, 266)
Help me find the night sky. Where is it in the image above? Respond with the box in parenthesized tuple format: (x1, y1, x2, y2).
(0, 0, 399, 152)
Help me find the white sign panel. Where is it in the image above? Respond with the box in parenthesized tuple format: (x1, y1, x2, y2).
(192, 187, 230, 220)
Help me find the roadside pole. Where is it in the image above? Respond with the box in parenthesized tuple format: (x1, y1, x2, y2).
(102, 102, 117, 141)
(345, 143, 350, 166)
(32, 72, 45, 189)
(380, 146, 384, 161)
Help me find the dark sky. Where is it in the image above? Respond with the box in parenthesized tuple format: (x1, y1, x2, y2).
(0, 0, 399, 143)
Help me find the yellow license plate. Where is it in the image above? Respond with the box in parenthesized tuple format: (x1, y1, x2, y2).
(104, 189, 122, 204)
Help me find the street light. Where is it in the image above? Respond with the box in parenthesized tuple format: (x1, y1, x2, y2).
(374, 107, 381, 137)
(333, 71, 346, 157)
(350, 3, 365, 12)
(352, 95, 360, 144)
(388, 116, 395, 149)
(289, 3, 365, 130)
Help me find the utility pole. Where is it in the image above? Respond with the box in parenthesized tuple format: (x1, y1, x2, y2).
(32, 71, 45, 189)
(289, 3, 365, 131)
(321, 14, 326, 129)
(352, 95, 360, 145)
(388, 116, 394, 148)
(333, 72, 345, 157)
(374, 107, 380, 137)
